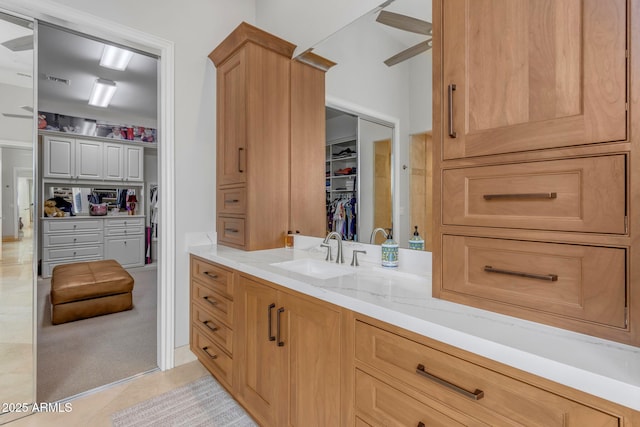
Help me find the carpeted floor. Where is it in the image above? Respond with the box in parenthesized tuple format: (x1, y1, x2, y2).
(37, 268, 158, 403)
(111, 375, 257, 427)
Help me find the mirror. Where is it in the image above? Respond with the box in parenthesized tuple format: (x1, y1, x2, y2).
(302, 0, 432, 249)
(0, 11, 35, 423)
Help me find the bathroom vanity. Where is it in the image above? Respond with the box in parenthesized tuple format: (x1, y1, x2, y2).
(190, 241, 640, 426)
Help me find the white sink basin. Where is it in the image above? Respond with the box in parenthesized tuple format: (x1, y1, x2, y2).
(270, 258, 354, 280)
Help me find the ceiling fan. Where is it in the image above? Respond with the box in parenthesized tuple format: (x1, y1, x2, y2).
(376, 10, 432, 66)
(1, 34, 33, 52)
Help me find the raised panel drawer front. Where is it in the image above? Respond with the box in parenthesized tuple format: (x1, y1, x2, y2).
(355, 321, 619, 426)
(192, 280, 233, 327)
(105, 217, 145, 228)
(43, 231, 103, 247)
(192, 303, 233, 355)
(217, 186, 246, 215)
(43, 245, 104, 261)
(191, 257, 234, 300)
(43, 219, 103, 233)
(191, 326, 232, 388)
(355, 370, 467, 427)
(442, 235, 627, 328)
(217, 216, 245, 247)
(104, 226, 145, 237)
(442, 155, 626, 233)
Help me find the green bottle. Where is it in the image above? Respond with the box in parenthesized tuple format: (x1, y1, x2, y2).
(409, 226, 424, 251)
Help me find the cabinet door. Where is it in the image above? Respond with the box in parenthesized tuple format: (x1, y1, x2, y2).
(105, 235, 144, 267)
(217, 49, 247, 186)
(44, 136, 74, 179)
(235, 275, 285, 426)
(442, 0, 626, 159)
(75, 139, 103, 179)
(124, 146, 144, 182)
(103, 143, 124, 180)
(279, 292, 341, 427)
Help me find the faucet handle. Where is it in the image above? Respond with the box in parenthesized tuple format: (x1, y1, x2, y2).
(320, 243, 333, 261)
(351, 250, 367, 267)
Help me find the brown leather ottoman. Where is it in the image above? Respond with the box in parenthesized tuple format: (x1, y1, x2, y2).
(50, 259, 134, 325)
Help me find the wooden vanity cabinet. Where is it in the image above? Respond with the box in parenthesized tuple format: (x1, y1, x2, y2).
(234, 273, 342, 426)
(432, 0, 638, 345)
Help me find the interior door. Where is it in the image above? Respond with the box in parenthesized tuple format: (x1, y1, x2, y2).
(0, 10, 35, 424)
(442, 0, 627, 159)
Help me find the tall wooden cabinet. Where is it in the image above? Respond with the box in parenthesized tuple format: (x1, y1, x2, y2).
(433, 0, 638, 345)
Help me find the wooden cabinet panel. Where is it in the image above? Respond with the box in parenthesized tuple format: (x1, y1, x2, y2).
(442, 235, 627, 329)
(355, 321, 620, 426)
(191, 327, 233, 389)
(192, 302, 233, 354)
(442, 155, 627, 233)
(216, 216, 245, 248)
(217, 186, 246, 215)
(190, 256, 234, 300)
(192, 280, 233, 328)
(442, 0, 626, 159)
(355, 370, 466, 427)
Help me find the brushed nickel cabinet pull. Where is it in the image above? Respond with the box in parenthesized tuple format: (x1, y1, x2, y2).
(448, 84, 457, 138)
(203, 271, 219, 279)
(416, 364, 484, 400)
(277, 307, 285, 347)
(238, 147, 245, 173)
(225, 228, 239, 233)
(484, 265, 558, 282)
(483, 192, 557, 201)
(268, 303, 276, 342)
(203, 320, 218, 332)
(203, 296, 218, 306)
(202, 346, 218, 359)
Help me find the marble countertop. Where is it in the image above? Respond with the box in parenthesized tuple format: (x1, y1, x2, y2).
(189, 239, 640, 411)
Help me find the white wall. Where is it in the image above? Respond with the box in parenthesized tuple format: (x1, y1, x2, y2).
(7, 0, 256, 349)
(1, 147, 32, 238)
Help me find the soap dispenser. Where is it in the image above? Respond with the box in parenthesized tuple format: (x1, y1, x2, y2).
(409, 225, 425, 251)
(381, 228, 399, 268)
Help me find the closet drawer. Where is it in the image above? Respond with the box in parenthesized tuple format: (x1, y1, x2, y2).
(355, 321, 619, 426)
(191, 256, 234, 299)
(43, 231, 103, 247)
(217, 216, 245, 247)
(442, 235, 627, 328)
(217, 186, 246, 215)
(442, 155, 626, 233)
(43, 245, 104, 261)
(191, 280, 234, 327)
(104, 217, 144, 228)
(104, 225, 145, 236)
(43, 218, 103, 233)
(355, 370, 466, 427)
(192, 303, 233, 355)
(191, 327, 232, 388)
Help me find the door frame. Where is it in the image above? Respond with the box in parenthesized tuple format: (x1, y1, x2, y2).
(13, 166, 32, 239)
(0, 0, 176, 371)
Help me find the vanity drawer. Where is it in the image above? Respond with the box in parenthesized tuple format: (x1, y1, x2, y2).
(192, 303, 233, 355)
(43, 231, 103, 247)
(191, 280, 234, 328)
(355, 321, 619, 426)
(217, 216, 245, 247)
(442, 155, 626, 233)
(355, 370, 467, 427)
(191, 256, 234, 299)
(442, 235, 627, 328)
(217, 186, 246, 215)
(43, 218, 103, 233)
(191, 327, 232, 389)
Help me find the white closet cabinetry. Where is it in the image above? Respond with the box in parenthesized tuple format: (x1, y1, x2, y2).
(103, 143, 144, 182)
(44, 136, 102, 180)
(104, 217, 145, 267)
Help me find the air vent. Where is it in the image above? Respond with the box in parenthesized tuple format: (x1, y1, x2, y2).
(46, 75, 70, 85)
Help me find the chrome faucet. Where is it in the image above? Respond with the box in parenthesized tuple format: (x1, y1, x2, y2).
(323, 231, 344, 264)
(370, 227, 388, 244)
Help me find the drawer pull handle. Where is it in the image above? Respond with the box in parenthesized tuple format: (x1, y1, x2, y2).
(203, 271, 219, 279)
(202, 320, 218, 332)
(225, 199, 239, 203)
(416, 364, 484, 401)
(268, 303, 276, 341)
(484, 265, 558, 282)
(238, 147, 245, 173)
(418, 423, 426, 427)
(448, 84, 457, 138)
(203, 296, 218, 306)
(225, 228, 239, 233)
(202, 346, 218, 360)
(277, 307, 285, 347)
(483, 192, 557, 201)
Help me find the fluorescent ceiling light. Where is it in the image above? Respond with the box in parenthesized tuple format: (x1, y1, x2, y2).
(88, 78, 117, 107)
(100, 45, 134, 71)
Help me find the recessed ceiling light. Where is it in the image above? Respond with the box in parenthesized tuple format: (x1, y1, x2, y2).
(88, 78, 117, 108)
(100, 45, 134, 71)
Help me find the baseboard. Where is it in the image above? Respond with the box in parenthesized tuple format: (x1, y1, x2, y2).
(174, 345, 197, 366)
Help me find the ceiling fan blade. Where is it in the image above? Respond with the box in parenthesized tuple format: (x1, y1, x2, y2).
(2, 113, 32, 119)
(376, 10, 432, 35)
(1, 35, 33, 52)
(384, 40, 432, 67)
